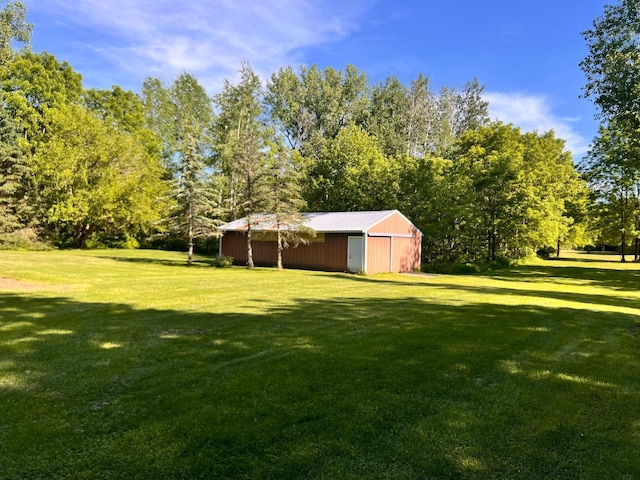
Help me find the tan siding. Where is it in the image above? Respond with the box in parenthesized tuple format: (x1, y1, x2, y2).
(367, 236, 391, 274)
(367, 211, 421, 273)
(392, 236, 421, 273)
(368, 211, 414, 235)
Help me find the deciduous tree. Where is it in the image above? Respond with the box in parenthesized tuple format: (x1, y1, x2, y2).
(581, 0, 640, 127)
(0, 0, 31, 66)
(32, 104, 166, 248)
(1, 51, 83, 147)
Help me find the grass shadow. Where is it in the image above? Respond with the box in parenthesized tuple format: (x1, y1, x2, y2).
(103, 255, 216, 268)
(1, 291, 639, 479)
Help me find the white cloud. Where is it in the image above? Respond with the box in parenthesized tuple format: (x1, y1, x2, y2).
(483, 92, 590, 157)
(34, 0, 374, 92)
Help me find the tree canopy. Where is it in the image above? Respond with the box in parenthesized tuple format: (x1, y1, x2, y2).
(0, 1, 595, 267)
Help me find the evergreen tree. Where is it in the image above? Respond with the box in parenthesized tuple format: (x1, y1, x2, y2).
(0, 106, 30, 238)
(265, 139, 311, 270)
(215, 62, 270, 268)
(142, 73, 218, 263)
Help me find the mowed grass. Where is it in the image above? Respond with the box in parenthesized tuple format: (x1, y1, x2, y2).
(1, 250, 639, 479)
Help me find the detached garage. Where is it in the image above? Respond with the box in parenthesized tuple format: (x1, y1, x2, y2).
(218, 210, 422, 274)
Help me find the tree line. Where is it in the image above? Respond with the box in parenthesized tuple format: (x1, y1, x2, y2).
(0, 1, 593, 266)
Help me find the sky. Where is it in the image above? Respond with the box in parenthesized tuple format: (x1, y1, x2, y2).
(22, 0, 609, 160)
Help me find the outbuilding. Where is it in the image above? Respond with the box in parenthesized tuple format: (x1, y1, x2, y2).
(218, 210, 422, 274)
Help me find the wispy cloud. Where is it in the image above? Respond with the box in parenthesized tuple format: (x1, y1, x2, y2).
(484, 92, 590, 157)
(33, 0, 375, 91)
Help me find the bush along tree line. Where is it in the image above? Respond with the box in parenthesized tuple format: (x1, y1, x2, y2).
(0, 1, 604, 266)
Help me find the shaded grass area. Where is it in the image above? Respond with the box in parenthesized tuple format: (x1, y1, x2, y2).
(1, 250, 639, 479)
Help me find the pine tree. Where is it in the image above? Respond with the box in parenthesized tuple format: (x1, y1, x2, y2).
(0, 106, 31, 238)
(215, 62, 270, 268)
(143, 73, 219, 263)
(265, 141, 311, 270)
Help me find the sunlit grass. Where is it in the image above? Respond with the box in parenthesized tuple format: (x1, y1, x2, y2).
(1, 249, 639, 479)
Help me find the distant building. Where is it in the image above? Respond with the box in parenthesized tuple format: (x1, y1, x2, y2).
(218, 210, 422, 274)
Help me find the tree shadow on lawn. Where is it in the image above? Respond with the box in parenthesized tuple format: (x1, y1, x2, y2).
(494, 264, 640, 288)
(103, 255, 215, 268)
(329, 269, 640, 327)
(428, 281, 640, 313)
(1, 293, 639, 479)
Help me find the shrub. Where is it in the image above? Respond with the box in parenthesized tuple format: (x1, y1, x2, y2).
(422, 258, 512, 274)
(422, 261, 480, 274)
(0, 228, 51, 250)
(213, 254, 233, 268)
(536, 246, 556, 259)
(486, 257, 512, 270)
(85, 233, 140, 249)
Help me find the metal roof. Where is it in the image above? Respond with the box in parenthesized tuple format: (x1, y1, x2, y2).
(218, 210, 408, 234)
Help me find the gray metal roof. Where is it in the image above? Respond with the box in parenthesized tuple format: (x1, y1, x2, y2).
(218, 210, 406, 234)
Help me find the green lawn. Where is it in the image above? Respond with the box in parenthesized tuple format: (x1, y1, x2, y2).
(1, 249, 639, 479)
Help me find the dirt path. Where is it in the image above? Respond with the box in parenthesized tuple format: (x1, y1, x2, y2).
(0, 277, 46, 291)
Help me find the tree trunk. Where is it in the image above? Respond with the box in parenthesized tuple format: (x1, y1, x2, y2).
(621, 193, 628, 262)
(187, 240, 194, 265)
(277, 228, 283, 270)
(246, 223, 254, 269)
(556, 237, 561, 258)
(74, 223, 93, 248)
(187, 209, 194, 265)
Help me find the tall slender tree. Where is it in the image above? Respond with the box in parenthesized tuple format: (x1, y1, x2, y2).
(215, 62, 270, 268)
(142, 73, 218, 264)
(265, 139, 310, 270)
(581, 1, 640, 260)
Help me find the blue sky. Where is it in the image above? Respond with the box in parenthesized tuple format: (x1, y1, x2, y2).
(22, 0, 608, 159)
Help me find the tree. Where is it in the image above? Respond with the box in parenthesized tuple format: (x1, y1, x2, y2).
(519, 131, 587, 257)
(582, 119, 640, 261)
(396, 154, 466, 263)
(0, 51, 83, 147)
(448, 123, 587, 262)
(265, 140, 311, 270)
(0, 105, 30, 238)
(303, 123, 399, 212)
(368, 76, 411, 158)
(215, 62, 271, 268)
(434, 78, 490, 155)
(0, 0, 31, 66)
(142, 73, 218, 263)
(265, 64, 369, 156)
(581, 2, 640, 260)
(32, 104, 167, 248)
(581, 0, 640, 127)
(263, 66, 311, 151)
